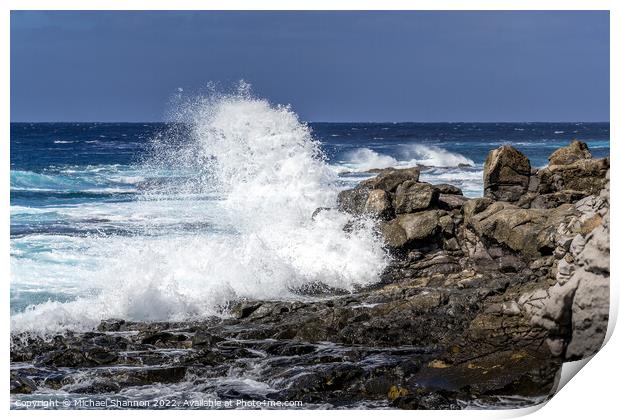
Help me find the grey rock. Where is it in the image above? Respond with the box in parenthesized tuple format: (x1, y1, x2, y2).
(393, 181, 438, 214)
(359, 167, 421, 192)
(396, 210, 442, 243)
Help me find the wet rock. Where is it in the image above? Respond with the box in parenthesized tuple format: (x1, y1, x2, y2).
(311, 207, 332, 220)
(10, 373, 37, 394)
(140, 331, 191, 347)
(548, 140, 592, 166)
(483, 145, 531, 202)
(231, 301, 262, 319)
(192, 331, 225, 349)
(83, 346, 119, 365)
(393, 181, 438, 214)
(377, 220, 408, 249)
(393, 390, 460, 410)
(97, 318, 126, 332)
(363, 189, 394, 219)
(438, 194, 468, 210)
(414, 350, 559, 397)
(281, 363, 365, 401)
(34, 348, 90, 368)
(359, 167, 420, 192)
(69, 380, 121, 394)
(433, 184, 463, 195)
(336, 188, 370, 215)
(527, 190, 587, 209)
(116, 367, 188, 386)
(396, 210, 442, 243)
(260, 341, 317, 356)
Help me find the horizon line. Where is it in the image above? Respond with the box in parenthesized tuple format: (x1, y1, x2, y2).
(9, 120, 612, 124)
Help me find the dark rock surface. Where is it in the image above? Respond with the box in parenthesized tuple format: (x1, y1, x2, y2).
(483, 145, 531, 202)
(10, 142, 609, 410)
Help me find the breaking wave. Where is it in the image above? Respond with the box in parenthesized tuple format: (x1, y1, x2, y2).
(340, 145, 474, 172)
(11, 86, 389, 334)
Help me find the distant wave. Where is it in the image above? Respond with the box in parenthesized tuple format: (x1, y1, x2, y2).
(10, 168, 143, 193)
(337, 144, 474, 172)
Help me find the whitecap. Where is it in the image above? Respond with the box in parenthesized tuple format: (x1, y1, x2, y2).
(12, 84, 389, 334)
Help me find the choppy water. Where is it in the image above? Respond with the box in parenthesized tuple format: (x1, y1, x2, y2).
(10, 92, 610, 334)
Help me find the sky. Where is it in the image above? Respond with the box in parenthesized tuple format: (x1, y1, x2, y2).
(10, 11, 610, 122)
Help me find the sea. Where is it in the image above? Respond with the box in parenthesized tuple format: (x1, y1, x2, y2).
(10, 95, 610, 335)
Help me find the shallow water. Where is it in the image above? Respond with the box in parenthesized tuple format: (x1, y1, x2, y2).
(10, 336, 549, 410)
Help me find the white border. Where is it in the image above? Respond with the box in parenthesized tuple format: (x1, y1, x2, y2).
(2, 2, 617, 419)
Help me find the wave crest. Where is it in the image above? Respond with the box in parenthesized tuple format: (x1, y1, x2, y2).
(342, 144, 474, 172)
(12, 85, 389, 334)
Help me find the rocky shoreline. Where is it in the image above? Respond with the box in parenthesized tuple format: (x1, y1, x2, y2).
(11, 141, 610, 409)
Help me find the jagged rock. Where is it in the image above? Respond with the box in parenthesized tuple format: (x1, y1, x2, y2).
(363, 189, 393, 219)
(466, 202, 575, 260)
(359, 167, 420, 192)
(10, 373, 36, 394)
(521, 190, 588, 209)
(69, 380, 122, 394)
(9, 144, 609, 410)
(462, 197, 493, 222)
(396, 210, 442, 243)
(393, 181, 438, 214)
(378, 220, 408, 249)
(140, 331, 191, 347)
(433, 184, 463, 195)
(337, 188, 370, 215)
(536, 157, 609, 196)
(548, 140, 592, 165)
(393, 390, 460, 410)
(521, 177, 609, 359)
(116, 367, 188, 386)
(192, 331, 225, 349)
(438, 194, 468, 210)
(483, 145, 531, 202)
(565, 211, 610, 359)
(97, 318, 126, 332)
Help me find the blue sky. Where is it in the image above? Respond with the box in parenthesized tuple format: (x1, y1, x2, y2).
(10, 11, 609, 122)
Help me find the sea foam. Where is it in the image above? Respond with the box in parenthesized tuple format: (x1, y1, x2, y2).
(341, 144, 474, 172)
(11, 87, 388, 334)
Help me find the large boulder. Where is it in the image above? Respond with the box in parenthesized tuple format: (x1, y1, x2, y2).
(393, 181, 438, 214)
(378, 210, 444, 249)
(377, 220, 408, 248)
(363, 189, 394, 219)
(519, 174, 609, 359)
(566, 211, 610, 359)
(337, 188, 370, 216)
(536, 157, 609, 196)
(483, 145, 531, 202)
(395, 210, 442, 243)
(359, 167, 420, 192)
(465, 201, 576, 260)
(548, 140, 592, 166)
(438, 194, 469, 210)
(337, 167, 420, 217)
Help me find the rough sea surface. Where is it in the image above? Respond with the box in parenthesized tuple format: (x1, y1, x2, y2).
(9, 96, 610, 409)
(11, 109, 610, 329)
